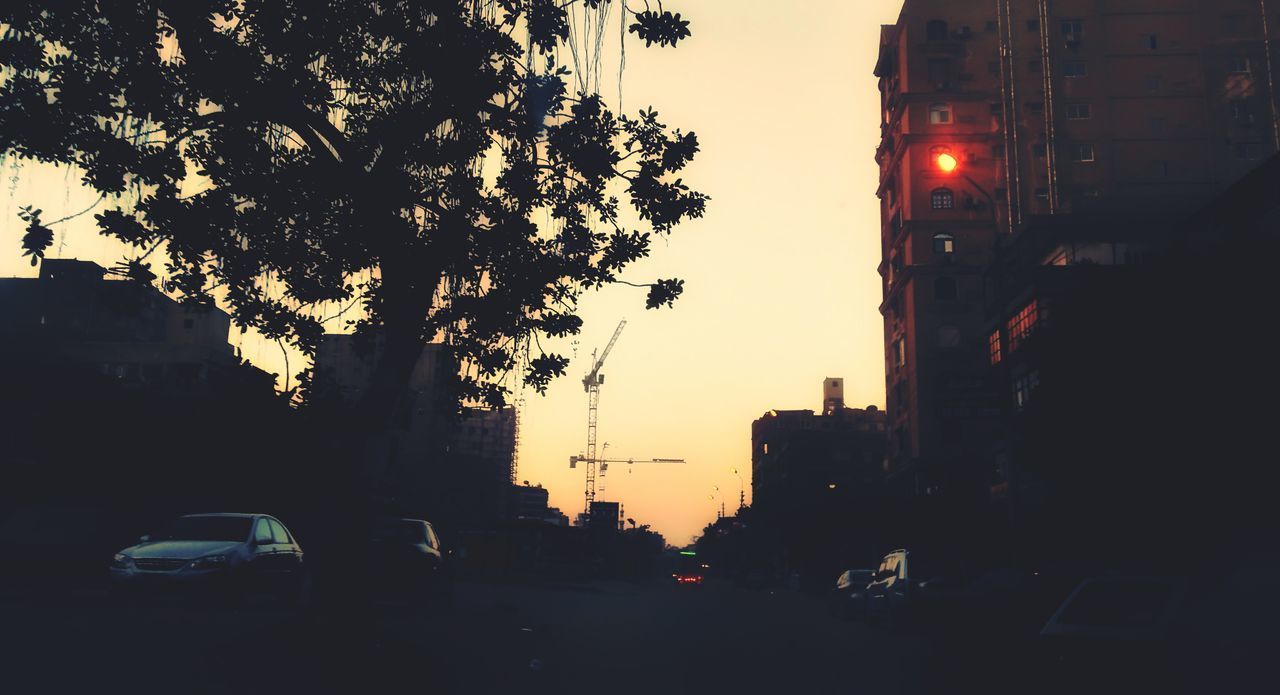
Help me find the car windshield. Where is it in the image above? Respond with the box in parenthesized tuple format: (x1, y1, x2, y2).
(157, 516, 252, 542)
(1056, 579, 1175, 628)
(373, 519, 428, 543)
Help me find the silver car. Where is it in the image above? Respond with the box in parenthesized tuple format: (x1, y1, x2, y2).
(109, 513, 305, 600)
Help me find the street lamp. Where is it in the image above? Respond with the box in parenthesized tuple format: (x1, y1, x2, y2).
(729, 467, 745, 511)
(934, 151, 996, 218)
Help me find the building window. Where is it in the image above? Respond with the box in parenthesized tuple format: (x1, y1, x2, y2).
(988, 330, 1002, 365)
(990, 102, 1003, 115)
(1234, 142, 1264, 160)
(1232, 100, 1255, 124)
(933, 233, 955, 254)
(1061, 20, 1083, 41)
(1155, 160, 1170, 177)
(1228, 56, 1251, 74)
(893, 336, 906, 368)
(928, 102, 953, 124)
(1144, 74, 1163, 91)
(1032, 143, 1047, 158)
(938, 325, 962, 348)
(1012, 371, 1040, 412)
(1034, 187, 1049, 202)
(1150, 117, 1166, 134)
(928, 58, 953, 88)
(1062, 60, 1087, 77)
(931, 187, 955, 209)
(926, 19, 949, 41)
(1007, 300, 1039, 351)
(1070, 144, 1095, 162)
(1026, 18, 1040, 32)
(1145, 34, 1158, 50)
(934, 276, 958, 301)
(988, 60, 1000, 75)
(1027, 101, 1044, 114)
(1065, 103, 1091, 120)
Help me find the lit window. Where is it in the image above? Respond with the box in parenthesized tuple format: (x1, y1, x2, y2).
(1007, 300, 1039, 351)
(1065, 103, 1091, 119)
(1070, 144, 1095, 162)
(928, 103, 953, 124)
(933, 233, 955, 254)
(988, 331, 1002, 365)
(893, 336, 906, 368)
(1062, 60, 1087, 77)
(934, 276, 958, 301)
(931, 188, 955, 209)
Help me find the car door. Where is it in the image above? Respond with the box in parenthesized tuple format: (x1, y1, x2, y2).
(268, 519, 303, 592)
(247, 517, 279, 591)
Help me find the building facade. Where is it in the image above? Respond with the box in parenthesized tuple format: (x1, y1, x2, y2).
(875, 0, 1280, 496)
(0, 259, 274, 395)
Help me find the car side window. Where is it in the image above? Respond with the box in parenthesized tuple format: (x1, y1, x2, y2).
(254, 519, 274, 545)
(425, 524, 440, 550)
(268, 519, 291, 545)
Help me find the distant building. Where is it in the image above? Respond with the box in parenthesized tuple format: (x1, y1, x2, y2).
(751, 386, 888, 517)
(587, 500, 621, 532)
(0, 259, 273, 395)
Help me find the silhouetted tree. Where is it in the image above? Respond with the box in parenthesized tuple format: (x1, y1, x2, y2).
(0, 1, 705, 432)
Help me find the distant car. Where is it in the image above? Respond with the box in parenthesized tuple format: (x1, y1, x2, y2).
(109, 513, 305, 602)
(865, 549, 936, 627)
(827, 569, 874, 619)
(672, 552, 704, 586)
(369, 517, 450, 604)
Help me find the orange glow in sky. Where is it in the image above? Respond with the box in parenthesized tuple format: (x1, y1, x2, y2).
(0, 1, 901, 544)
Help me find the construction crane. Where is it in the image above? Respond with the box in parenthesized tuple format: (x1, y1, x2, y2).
(580, 319, 626, 513)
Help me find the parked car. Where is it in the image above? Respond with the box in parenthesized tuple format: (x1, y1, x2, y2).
(827, 568, 874, 619)
(865, 549, 941, 627)
(108, 513, 305, 602)
(369, 517, 450, 604)
(1036, 575, 1188, 693)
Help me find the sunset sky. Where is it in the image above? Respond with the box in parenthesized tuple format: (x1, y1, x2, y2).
(0, 1, 902, 544)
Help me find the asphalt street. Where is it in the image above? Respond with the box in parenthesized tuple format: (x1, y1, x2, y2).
(2, 578, 943, 694)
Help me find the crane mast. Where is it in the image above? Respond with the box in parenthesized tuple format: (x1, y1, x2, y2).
(581, 319, 626, 513)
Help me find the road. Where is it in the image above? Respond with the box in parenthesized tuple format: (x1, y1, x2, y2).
(2, 578, 949, 694)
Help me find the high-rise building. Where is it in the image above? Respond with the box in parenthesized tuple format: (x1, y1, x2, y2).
(874, 0, 1280, 494)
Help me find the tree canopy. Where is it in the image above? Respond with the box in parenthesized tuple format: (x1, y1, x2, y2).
(0, 0, 705, 416)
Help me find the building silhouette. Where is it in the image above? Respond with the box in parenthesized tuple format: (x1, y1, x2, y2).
(749, 380, 887, 583)
(0, 259, 274, 395)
